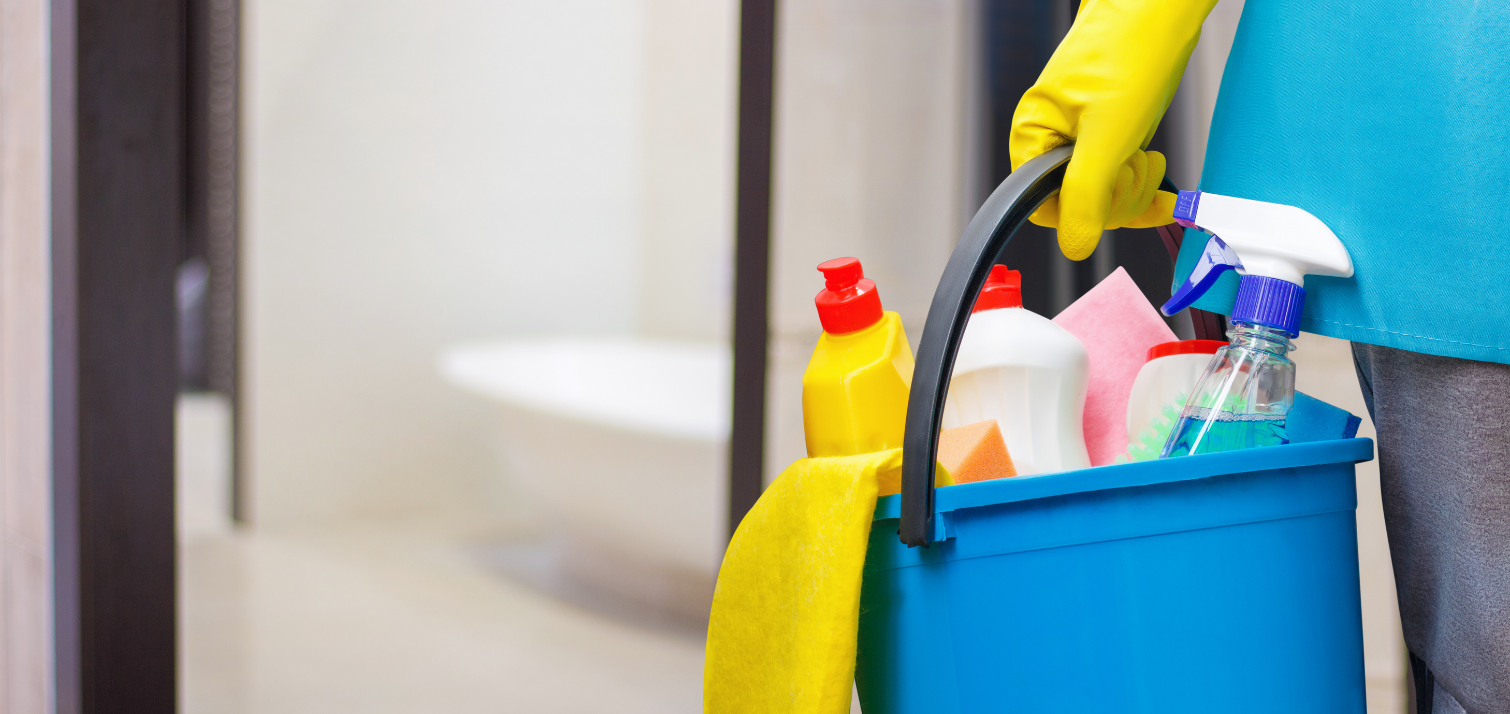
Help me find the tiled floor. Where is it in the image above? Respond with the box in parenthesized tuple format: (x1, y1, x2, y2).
(180, 520, 706, 713)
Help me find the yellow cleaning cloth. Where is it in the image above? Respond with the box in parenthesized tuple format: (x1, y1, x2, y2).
(704, 448, 903, 714)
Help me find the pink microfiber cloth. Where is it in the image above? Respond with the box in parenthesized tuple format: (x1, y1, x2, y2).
(1053, 268, 1177, 466)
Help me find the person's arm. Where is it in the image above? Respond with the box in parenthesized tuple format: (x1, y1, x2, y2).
(1010, 0, 1218, 260)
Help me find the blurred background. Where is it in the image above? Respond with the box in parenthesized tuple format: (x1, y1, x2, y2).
(176, 1, 1406, 711)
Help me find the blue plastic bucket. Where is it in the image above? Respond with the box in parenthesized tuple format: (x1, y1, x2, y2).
(856, 438, 1373, 712)
(863, 146, 1374, 712)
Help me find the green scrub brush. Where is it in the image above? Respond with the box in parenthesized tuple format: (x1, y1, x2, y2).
(1118, 394, 1185, 463)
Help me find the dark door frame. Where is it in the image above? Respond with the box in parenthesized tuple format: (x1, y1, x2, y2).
(49, 0, 238, 709)
(184, 0, 244, 522)
(727, 0, 778, 539)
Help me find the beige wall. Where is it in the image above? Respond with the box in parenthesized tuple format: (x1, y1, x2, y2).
(242, 0, 962, 521)
(637, 0, 739, 342)
(767, 0, 973, 479)
(244, 0, 738, 526)
(0, 0, 52, 710)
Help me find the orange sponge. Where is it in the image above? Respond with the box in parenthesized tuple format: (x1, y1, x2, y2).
(938, 419, 1016, 484)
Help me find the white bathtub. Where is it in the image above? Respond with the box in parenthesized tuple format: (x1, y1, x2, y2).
(440, 337, 729, 618)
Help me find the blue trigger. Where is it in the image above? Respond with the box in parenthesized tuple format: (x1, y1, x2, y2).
(1161, 234, 1243, 316)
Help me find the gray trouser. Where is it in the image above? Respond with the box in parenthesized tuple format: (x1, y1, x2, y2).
(1352, 343, 1510, 714)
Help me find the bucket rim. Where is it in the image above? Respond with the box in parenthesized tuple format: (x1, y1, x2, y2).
(874, 438, 1374, 521)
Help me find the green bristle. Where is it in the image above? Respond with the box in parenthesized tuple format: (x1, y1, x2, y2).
(1118, 393, 1186, 463)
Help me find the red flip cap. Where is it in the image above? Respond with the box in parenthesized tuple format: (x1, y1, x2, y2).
(815, 257, 884, 334)
(972, 265, 1022, 313)
(1147, 339, 1227, 362)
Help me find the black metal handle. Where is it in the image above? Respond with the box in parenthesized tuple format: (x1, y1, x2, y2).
(897, 145, 1216, 547)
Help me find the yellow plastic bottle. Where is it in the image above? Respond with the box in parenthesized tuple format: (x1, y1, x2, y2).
(801, 258, 952, 495)
(802, 258, 912, 456)
(803, 325, 913, 455)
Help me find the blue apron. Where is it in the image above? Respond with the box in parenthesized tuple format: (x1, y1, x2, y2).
(1173, 0, 1510, 365)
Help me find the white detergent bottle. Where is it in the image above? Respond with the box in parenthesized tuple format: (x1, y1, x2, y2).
(942, 265, 1090, 475)
(1122, 340, 1227, 461)
(1158, 190, 1355, 457)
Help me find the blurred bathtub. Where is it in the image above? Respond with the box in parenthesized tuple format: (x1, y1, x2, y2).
(440, 337, 729, 619)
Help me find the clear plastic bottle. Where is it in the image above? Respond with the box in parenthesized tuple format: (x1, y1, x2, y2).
(1155, 189, 1356, 459)
(1161, 323, 1294, 457)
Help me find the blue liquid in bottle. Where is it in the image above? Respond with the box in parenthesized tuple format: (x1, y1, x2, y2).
(1160, 323, 1295, 459)
(1163, 408, 1288, 457)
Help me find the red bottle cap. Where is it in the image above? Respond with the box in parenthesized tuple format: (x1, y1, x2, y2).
(815, 257, 884, 334)
(971, 265, 1022, 313)
(1146, 339, 1227, 362)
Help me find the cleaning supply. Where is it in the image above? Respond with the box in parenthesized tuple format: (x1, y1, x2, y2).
(803, 257, 953, 496)
(1123, 399, 1183, 463)
(937, 420, 1016, 484)
(942, 265, 1090, 475)
(1052, 267, 1177, 466)
(863, 141, 1374, 712)
(1159, 191, 1355, 457)
(706, 448, 902, 714)
(801, 257, 913, 457)
(1009, 0, 1218, 259)
(1122, 340, 1226, 461)
(1287, 392, 1363, 443)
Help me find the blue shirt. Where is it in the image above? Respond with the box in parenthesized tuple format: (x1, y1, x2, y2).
(1173, 0, 1510, 365)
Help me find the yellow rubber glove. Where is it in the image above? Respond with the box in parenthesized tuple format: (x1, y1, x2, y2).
(1010, 0, 1218, 260)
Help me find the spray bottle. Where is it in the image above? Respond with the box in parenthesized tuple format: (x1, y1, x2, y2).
(1157, 191, 1354, 457)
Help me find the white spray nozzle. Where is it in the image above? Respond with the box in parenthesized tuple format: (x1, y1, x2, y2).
(1161, 192, 1355, 335)
(1174, 191, 1352, 285)
(1162, 191, 1354, 317)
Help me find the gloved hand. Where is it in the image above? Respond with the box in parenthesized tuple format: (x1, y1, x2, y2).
(1010, 0, 1217, 260)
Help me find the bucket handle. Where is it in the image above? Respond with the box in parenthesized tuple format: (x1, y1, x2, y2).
(898, 144, 1212, 547)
